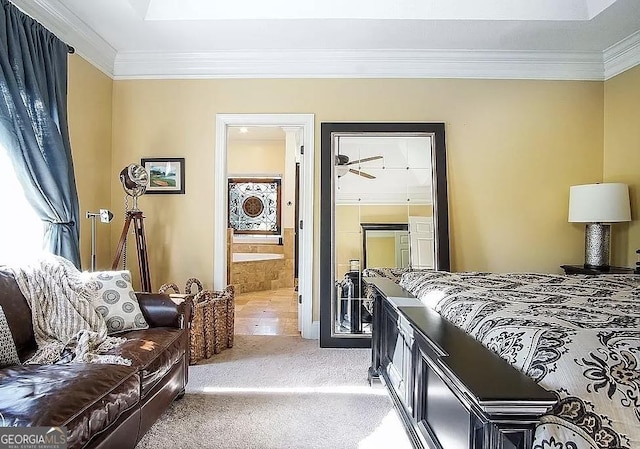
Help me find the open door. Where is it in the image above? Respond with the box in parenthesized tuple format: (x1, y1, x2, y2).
(409, 216, 435, 269)
(395, 231, 410, 268)
(295, 144, 304, 333)
(294, 162, 300, 281)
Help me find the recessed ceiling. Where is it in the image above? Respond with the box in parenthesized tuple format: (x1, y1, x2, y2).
(140, 0, 616, 21)
(336, 136, 432, 205)
(10, 0, 640, 80)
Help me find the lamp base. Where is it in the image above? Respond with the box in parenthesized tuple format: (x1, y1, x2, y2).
(584, 223, 610, 269)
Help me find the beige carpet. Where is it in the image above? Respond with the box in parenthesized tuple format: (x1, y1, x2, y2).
(136, 335, 412, 449)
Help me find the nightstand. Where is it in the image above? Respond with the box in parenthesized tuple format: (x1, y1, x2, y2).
(561, 264, 635, 275)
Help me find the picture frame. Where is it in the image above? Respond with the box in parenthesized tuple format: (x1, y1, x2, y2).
(141, 157, 185, 194)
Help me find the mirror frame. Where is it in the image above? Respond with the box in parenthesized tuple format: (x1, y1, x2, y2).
(320, 122, 449, 348)
(361, 223, 410, 270)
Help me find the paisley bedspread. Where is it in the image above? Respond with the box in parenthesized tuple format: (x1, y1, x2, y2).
(393, 271, 640, 449)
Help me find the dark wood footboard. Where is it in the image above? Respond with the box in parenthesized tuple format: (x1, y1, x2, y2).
(365, 278, 557, 449)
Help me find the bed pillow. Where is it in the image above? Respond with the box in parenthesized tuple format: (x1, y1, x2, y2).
(0, 306, 20, 368)
(86, 270, 149, 335)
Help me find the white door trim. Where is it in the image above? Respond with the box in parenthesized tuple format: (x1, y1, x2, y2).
(214, 113, 316, 339)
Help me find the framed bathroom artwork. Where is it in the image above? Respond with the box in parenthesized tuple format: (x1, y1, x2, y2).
(141, 157, 185, 194)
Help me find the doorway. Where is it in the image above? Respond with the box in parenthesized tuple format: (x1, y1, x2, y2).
(226, 126, 296, 336)
(214, 114, 316, 339)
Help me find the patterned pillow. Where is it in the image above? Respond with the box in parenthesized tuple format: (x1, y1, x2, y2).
(86, 271, 149, 335)
(0, 306, 20, 367)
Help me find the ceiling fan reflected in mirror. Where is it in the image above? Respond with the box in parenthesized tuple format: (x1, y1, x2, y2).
(335, 154, 383, 179)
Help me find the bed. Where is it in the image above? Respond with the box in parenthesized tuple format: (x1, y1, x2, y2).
(364, 269, 640, 449)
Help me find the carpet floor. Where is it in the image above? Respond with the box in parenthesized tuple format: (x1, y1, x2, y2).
(135, 335, 412, 449)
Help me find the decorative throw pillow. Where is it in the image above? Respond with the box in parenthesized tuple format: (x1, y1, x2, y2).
(0, 306, 20, 368)
(86, 271, 149, 335)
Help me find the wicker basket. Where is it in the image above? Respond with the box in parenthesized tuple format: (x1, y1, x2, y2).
(185, 279, 208, 363)
(159, 279, 207, 364)
(158, 279, 234, 364)
(209, 285, 235, 352)
(158, 283, 181, 294)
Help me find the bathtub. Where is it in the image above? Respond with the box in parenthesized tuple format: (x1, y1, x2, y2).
(232, 252, 284, 263)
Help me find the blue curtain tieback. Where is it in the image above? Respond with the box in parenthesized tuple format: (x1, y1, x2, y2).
(45, 220, 75, 226)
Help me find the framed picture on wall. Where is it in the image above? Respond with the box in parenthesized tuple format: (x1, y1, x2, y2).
(141, 157, 185, 194)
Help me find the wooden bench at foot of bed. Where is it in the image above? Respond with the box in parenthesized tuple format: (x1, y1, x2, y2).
(365, 277, 557, 449)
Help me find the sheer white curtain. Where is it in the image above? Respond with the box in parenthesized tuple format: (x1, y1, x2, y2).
(0, 144, 43, 263)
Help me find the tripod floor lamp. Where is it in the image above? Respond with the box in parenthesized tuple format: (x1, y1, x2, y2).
(111, 164, 152, 293)
(568, 183, 631, 269)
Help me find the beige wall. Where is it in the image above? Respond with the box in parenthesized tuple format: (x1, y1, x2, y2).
(604, 65, 640, 267)
(66, 52, 640, 322)
(227, 140, 285, 175)
(108, 78, 603, 302)
(67, 55, 113, 271)
(228, 139, 287, 244)
(65, 75, 606, 317)
(367, 236, 396, 268)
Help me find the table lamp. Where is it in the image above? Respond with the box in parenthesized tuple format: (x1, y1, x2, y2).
(568, 183, 631, 269)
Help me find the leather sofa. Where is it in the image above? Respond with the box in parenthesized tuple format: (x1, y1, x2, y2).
(0, 268, 191, 449)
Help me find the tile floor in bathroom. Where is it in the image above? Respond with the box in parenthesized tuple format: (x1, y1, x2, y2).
(234, 287, 299, 336)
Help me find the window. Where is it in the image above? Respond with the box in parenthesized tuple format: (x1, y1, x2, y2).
(228, 177, 282, 236)
(0, 145, 43, 263)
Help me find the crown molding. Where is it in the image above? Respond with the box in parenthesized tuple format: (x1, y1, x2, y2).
(12, 1, 640, 81)
(603, 30, 640, 80)
(114, 49, 604, 81)
(9, 0, 116, 77)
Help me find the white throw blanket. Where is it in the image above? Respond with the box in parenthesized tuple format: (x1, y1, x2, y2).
(10, 254, 130, 365)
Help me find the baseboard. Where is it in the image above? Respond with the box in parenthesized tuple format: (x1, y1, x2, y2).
(302, 320, 320, 340)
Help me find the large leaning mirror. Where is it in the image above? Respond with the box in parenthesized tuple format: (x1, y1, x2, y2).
(320, 123, 449, 348)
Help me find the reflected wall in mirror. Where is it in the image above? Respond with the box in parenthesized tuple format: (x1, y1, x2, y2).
(362, 223, 409, 269)
(320, 123, 449, 348)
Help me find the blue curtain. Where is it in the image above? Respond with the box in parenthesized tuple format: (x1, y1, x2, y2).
(0, 0, 80, 267)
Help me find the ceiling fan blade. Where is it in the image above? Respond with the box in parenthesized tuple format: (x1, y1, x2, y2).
(346, 155, 383, 166)
(349, 168, 376, 179)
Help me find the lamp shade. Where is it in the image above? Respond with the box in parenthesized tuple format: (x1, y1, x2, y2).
(568, 183, 631, 223)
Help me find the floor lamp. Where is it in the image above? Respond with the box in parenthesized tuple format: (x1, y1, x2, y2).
(86, 209, 114, 271)
(111, 164, 152, 292)
(568, 183, 631, 269)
